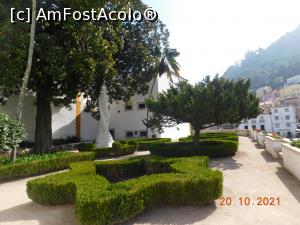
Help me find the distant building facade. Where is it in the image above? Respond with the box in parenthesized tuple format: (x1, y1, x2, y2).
(286, 74, 300, 86)
(239, 106, 298, 138)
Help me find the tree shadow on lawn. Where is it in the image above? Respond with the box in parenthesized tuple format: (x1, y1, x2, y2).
(276, 167, 300, 204)
(0, 202, 77, 225)
(124, 203, 217, 225)
(210, 157, 242, 171)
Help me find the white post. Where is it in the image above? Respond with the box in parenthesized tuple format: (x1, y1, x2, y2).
(96, 84, 114, 148)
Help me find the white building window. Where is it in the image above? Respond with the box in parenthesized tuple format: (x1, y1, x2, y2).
(285, 115, 290, 120)
(139, 130, 147, 137)
(286, 123, 291, 127)
(126, 131, 134, 138)
(275, 123, 280, 128)
(125, 103, 133, 111)
(274, 109, 278, 113)
(138, 103, 146, 110)
(285, 108, 289, 112)
(275, 116, 279, 121)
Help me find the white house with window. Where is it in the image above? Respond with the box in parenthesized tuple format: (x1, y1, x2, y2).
(271, 106, 297, 137)
(239, 106, 298, 138)
(82, 75, 191, 140)
(0, 75, 191, 142)
(239, 113, 272, 132)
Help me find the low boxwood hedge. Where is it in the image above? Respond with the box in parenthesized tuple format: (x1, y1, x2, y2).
(179, 132, 238, 142)
(78, 142, 135, 158)
(120, 138, 172, 151)
(149, 140, 238, 158)
(0, 152, 95, 182)
(27, 156, 223, 225)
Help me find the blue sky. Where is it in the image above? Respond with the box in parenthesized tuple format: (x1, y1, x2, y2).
(143, 0, 300, 83)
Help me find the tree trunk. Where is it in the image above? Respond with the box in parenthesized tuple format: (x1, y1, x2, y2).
(34, 89, 52, 153)
(146, 75, 158, 139)
(193, 128, 200, 146)
(17, 0, 37, 121)
(10, 0, 37, 161)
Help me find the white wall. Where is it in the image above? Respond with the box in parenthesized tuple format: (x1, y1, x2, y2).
(0, 75, 191, 142)
(108, 77, 190, 140)
(271, 106, 297, 137)
(239, 113, 273, 133)
(239, 106, 298, 137)
(0, 96, 36, 141)
(0, 95, 78, 142)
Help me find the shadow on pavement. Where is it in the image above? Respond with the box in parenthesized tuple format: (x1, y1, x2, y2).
(260, 151, 281, 163)
(0, 202, 77, 225)
(124, 203, 217, 225)
(276, 167, 300, 204)
(210, 157, 242, 170)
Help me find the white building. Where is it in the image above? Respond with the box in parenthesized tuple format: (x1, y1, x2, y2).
(0, 76, 190, 142)
(271, 106, 297, 137)
(287, 74, 300, 86)
(239, 106, 298, 138)
(239, 113, 272, 132)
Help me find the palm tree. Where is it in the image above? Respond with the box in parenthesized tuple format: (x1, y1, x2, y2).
(145, 48, 181, 138)
(12, 0, 37, 161)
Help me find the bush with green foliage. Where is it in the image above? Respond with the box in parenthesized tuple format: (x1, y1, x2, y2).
(120, 138, 172, 151)
(0, 151, 67, 165)
(291, 140, 300, 149)
(78, 141, 135, 158)
(0, 113, 27, 151)
(0, 152, 95, 181)
(149, 140, 238, 158)
(27, 156, 223, 225)
(179, 132, 238, 142)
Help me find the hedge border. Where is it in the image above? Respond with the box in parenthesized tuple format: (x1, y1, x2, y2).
(27, 156, 223, 225)
(149, 140, 238, 158)
(120, 138, 172, 151)
(78, 142, 135, 158)
(0, 152, 95, 182)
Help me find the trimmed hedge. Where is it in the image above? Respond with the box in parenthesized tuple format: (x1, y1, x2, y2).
(78, 142, 135, 158)
(149, 140, 238, 158)
(120, 138, 172, 151)
(179, 132, 238, 142)
(27, 156, 223, 225)
(0, 152, 95, 182)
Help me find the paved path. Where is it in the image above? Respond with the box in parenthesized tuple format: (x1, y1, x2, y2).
(1, 137, 300, 225)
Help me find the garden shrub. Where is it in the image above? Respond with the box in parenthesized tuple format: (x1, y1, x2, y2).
(0, 113, 27, 152)
(291, 140, 300, 148)
(120, 138, 172, 151)
(27, 156, 222, 225)
(179, 132, 238, 142)
(92, 144, 135, 158)
(149, 140, 238, 158)
(78, 141, 135, 158)
(77, 143, 96, 151)
(0, 152, 95, 181)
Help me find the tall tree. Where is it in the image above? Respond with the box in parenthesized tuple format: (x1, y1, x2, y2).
(0, 0, 170, 152)
(145, 47, 180, 138)
(9, 0, 37, 161)
(146, 77, 260, 145)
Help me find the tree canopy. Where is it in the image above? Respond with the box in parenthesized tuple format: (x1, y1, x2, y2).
(0, 0, 170, 152)
(146, 76, 260, 145)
